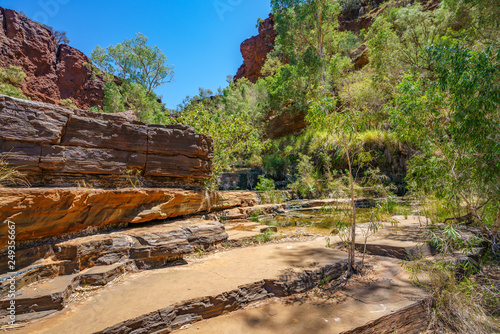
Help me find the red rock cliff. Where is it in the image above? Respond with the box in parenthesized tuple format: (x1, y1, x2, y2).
(0, 7, 105, 109)
(234, 14, 277, 83)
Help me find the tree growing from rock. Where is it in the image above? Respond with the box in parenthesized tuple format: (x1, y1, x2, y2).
(90, 33, 173, 122)
(308, 95, 371, 275)
(91, 33, 174, 95)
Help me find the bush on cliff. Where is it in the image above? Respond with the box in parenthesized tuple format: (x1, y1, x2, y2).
(0, 65, 28, 100)
(169, 83, 268, 189)
(90, 33, 173, 123)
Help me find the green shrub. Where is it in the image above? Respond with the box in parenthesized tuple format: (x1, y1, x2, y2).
(59, 98, 78, 109)
(0, 66, 28, 99)
(259, 190, 291, 204)
(254, 229, 275, 243)
(288, 154, 319, 198)
(102, 81, 167, 124)
(255, 175, 275, 191)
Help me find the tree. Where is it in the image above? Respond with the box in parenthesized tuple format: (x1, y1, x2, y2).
(438, 0, 500, 46)
(271, 0, 343, 86)
(101, 81, 167, 124)
(391, 45, 500, 248)
(263, 0, 357, 120)
(54, 30, 70, 45)
(170, 82, 269, 189)
(308, 96, 372, 275)
(91, 33, 174, 95)
(42, 24, 70, 44)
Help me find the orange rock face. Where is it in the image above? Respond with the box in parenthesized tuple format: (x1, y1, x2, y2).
(234, 14, 278, 83)
(0, 188, 259, 251)
(0, 7, 106, 109)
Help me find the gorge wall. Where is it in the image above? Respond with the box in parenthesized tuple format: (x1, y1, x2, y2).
(0, 95, 213, 188)
(0, 7, 105, 109)
(234, 14, 278, 83)
(233, 9, 373, 140)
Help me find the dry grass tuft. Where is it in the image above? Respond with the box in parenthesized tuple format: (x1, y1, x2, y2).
(0, 156, 30, 187)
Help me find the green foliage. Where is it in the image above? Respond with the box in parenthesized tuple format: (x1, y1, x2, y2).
(267, 0, 358, 119)
(288, 153, 318, 198)
(0, 66, 28, 99)
(101, 81, 167, 123)
(91, 33, 174, 95)
(427, 224, 484, 255)
(90, 33, 173, 123)
(402, 260, 499, 333)
(168, 81, 269, 189)
(255, 175, 276, 191)
(340, 0, 362, 17)
(259, 190, 291, 204)
(437, 0, 500, 46)
(391, 44, 500, 242)
(254, 229, 275, 243)
(59, 98, 77, 109)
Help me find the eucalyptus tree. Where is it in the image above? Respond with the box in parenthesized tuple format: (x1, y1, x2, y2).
(391, 45, 500, 250)
(271, 0, 349, 88)
(91, 33, 174, 95)
(307, 94, 372, 275)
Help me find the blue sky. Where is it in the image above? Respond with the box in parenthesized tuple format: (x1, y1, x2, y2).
(1, 0, 271, 108)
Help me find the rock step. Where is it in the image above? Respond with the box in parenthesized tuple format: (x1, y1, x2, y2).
(0, 264, 125, 316)
(221, 203, 287, 220)
(53, 219, 227, 270)
(340, 298, 431, 334)
(0, 188, 258, 257)
(354, 241, 432, 260)
(344, 216, 433, 260)
(176, 259, 430, 334)
(0, 260, 78, 299)
(0, 219, 228, 295)
(10, 239, 348, 334)
(79, 263, 126, 287)
(96, 262, 347, 334)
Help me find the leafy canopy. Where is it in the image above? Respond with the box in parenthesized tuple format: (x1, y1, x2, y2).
(391, 44, 500, 240)
(91, 33, 174, 95)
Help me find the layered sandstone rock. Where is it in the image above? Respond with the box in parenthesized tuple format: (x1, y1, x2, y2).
(0, 7, 105, 109)
(0, 219, 229, 301)
(234, 14, 278, 83)
(0, 187, 259, 252)
(53, 219, 228, 270)
(0, 95, 213, 187)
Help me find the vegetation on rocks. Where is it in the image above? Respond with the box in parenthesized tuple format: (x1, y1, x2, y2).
(90, 33, 172, 123)
(0, 157, 28, 187)
(0, 1, 499, 331)
(0, 65, 28, 100)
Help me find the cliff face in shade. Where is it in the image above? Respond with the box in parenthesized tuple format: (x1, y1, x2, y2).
(234, 14, 278, 83)
(0, 7, 105, 109)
